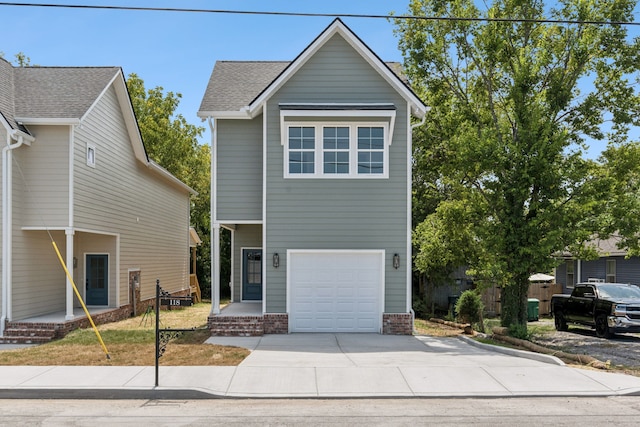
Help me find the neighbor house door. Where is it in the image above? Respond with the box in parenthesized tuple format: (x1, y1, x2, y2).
(242, 249, 262, 301)
(86, 254, 108, 306)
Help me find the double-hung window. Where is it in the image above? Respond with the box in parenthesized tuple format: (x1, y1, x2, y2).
(285, 123, 389, 178)
(288, 126, 315, 174)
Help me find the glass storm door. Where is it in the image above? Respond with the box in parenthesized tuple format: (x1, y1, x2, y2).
(242, 249, 263, 301)
(86, 254, 108, 306)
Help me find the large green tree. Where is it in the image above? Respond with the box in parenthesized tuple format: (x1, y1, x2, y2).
(126, 74, 218, 296)
(397, 0, 640, 328)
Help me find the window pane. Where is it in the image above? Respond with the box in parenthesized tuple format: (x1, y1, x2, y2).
(289, 127, 315, 174)
(358, 126, 384, 150)
(324, 151, 349, 174)
(358, 152, 384, 174)
(323, 126, 349, 150)
(289, 152, 315, 174)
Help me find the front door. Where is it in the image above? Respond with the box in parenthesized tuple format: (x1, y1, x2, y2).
(86, 254, 108, 306)
(242, 249, 262, 301)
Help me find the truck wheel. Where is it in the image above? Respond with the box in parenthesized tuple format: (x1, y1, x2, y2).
(554, 311, 568, 331)
(595, 314, 612, 338)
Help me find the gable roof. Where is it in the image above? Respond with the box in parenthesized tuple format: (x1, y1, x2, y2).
(13, 66, 122, 123)
(0, 58, 194, 194)
(198, 18, 427, 119)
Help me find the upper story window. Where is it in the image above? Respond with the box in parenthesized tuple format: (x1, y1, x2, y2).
(280, 103, 396, 179)
(288, 126, 315, 174)
(606, 259, 616, 283)
(284, 123, 389, 178)
(86, 143, 96, 168)
(566, 260, 575, 289)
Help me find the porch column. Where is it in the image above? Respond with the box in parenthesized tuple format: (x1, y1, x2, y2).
(210, 223, 221, 315)
(65, 229, 75, 320)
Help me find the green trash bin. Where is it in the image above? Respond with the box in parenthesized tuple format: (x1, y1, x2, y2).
(527, 298, 539, 322)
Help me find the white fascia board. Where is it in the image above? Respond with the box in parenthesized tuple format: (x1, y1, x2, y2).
(248, 19, 427, 119)
(147, 160, 197, 195)
(197, 110, 252, 120)
(247, 23, 345, 115)
(14, 117, 80, 126)
(110, 70, 148, 163)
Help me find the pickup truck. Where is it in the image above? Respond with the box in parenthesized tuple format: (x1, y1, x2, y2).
(551, 282, 640, 338)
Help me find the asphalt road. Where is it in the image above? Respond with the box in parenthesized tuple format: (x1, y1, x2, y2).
(1, 397, 639, 426)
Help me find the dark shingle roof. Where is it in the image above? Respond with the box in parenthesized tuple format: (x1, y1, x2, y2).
(198, 61, 290, 113)
(13, 66, 120, 119)
(0, 57, 20, 130)
(198, 60, 408, 114)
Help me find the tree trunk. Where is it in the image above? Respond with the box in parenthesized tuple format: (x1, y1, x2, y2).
(500, 278, 528, 328)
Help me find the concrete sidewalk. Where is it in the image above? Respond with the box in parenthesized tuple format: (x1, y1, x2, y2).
(1, 333, 640, 399)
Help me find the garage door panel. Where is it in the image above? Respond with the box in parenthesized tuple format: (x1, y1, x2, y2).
(289, 251, 382, 333)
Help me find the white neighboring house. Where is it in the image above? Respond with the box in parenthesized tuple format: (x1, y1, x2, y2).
(0, 58, 194, 340)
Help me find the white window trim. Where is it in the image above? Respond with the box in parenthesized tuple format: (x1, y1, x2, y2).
(566, 260, 575, 289)
(283, 121, 390, 179)
(606, 259, 616, 283)
(86, 143, 96, 168)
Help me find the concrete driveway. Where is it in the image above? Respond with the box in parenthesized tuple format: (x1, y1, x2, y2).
(2, 333, 640, 399)
(204, 333, 640, 397)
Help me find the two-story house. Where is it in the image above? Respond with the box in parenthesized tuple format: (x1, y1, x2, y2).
(0, 58, 194, 341)
(199, 19, 427, 335)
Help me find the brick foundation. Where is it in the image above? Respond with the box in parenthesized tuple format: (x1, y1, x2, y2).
(264, 313, 289, 334)
(382, 313, 413, 335)
(208, 313, 290, 336)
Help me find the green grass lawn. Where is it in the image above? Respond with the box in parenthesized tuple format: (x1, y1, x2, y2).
(0, 303, 249, 366)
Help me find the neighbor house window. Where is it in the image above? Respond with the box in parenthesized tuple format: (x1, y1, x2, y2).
(285, 123, 388, 178)
(566, 260, 575, 288)
(86, 144, 96, 168)
(606, 259, 616, 283)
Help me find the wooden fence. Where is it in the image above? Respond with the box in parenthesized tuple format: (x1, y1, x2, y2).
(482, 282, 563, 317)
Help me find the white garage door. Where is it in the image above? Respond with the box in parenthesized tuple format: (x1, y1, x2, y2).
(288, 250, 383, 332)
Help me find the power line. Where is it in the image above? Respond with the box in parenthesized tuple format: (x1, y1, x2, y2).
(1, 2, 639, 26)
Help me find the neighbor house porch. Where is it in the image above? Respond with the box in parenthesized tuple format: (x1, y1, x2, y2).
(0, 306, 130, 344)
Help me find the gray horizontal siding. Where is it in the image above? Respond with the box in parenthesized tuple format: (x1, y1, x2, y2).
(263, 33, 410, 313)
(216, 118, 263, 221)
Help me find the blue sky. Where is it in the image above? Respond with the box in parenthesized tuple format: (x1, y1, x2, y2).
(1, 1, 639, 158)
(0, 0, 405, 146)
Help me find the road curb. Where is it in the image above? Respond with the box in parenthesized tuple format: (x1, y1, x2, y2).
(458, 334, 566, 366)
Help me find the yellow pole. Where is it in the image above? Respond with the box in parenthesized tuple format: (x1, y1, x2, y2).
(52, 241, 110, 359)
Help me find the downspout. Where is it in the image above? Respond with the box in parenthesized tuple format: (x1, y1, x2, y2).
(65, 125, 75, 320)
(208, 117, 220, 315)
(407, 111, 428, 331)
(2, 130, 28, 337)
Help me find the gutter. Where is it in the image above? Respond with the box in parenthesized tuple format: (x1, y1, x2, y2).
(1, 129, 33, 336)
(407, 109, 428, 329)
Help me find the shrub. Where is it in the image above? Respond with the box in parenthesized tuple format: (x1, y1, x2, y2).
(455, 290, 484, 325)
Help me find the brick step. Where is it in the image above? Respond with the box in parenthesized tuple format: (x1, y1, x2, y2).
(6, 322, 56, 331)
(3, 328, 57, 338)
(0, 335, 54, 344)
